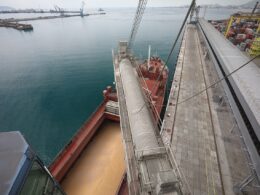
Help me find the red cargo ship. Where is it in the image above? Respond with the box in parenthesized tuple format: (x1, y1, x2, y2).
(138, 56, 168, 122)
(48, 56, 168, 195)
(0, 56, 168, 195)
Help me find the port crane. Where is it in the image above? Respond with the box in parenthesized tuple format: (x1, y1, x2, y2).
(54, 5, 65, 16)
(80, 1, 85, 16)
(128, 0, 148, 49)
(190, 2, 200, 22)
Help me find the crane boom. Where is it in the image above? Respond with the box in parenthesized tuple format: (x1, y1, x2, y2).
(128, 0, 148, 49)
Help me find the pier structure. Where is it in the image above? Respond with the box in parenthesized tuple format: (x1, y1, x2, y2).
(161, 22, 260, 194)
(0, 10, 83, 14)
(1, 12, 105, 23)
(0, 12, 105, 31)
(113, 19, 260, 194)
(0, 20, 33, 31)
(2, 13, 104, 23)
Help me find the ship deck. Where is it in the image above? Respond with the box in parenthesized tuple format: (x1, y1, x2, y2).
(61, 120, 125, 195)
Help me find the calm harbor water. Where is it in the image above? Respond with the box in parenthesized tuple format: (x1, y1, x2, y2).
(0, 8, 241, 164)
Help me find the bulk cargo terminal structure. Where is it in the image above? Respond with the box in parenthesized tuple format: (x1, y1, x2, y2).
(0, 0, 260, 194)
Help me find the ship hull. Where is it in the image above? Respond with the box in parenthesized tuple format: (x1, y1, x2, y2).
(49, 57, 168, 195)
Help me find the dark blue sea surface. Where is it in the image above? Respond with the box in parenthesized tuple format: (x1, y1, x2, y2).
(0, 7, 239, 164)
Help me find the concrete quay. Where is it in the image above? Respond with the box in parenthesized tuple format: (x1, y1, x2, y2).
(161, 24, 259, 195)
(0, 13, 105, 31)
(0, 20, 33, 31)
(2, 13, 105, 23)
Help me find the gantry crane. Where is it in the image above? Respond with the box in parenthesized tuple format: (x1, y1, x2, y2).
(54, 5, 65, 16)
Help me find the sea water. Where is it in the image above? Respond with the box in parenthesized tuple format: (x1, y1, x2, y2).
(0, 7, 240, 164)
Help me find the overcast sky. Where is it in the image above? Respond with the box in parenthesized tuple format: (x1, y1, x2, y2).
(0, 0, 251, 9)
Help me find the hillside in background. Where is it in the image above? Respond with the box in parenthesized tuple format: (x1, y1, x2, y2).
(178, 0, 259, 9)
(241, 0, 259, 8)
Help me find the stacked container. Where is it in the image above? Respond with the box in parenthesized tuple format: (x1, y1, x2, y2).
(210, 14, 260, 55)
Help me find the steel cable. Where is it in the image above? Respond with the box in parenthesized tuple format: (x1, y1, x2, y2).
(150, 0, 196, 95)
(135, 0, 196, 114)
(176, 54, 260, 105)
(128, 0, 148, 49)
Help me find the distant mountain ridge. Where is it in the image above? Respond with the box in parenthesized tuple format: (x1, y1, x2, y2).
(240, 0, 259, 8)
(241, 0, 260, 8)
(177, 0, 259, 9)
(208, 0, 259, 9)
(0, 6, 14, 11)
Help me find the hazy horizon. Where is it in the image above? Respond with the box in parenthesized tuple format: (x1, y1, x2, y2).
(0, 0, 251, 10)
